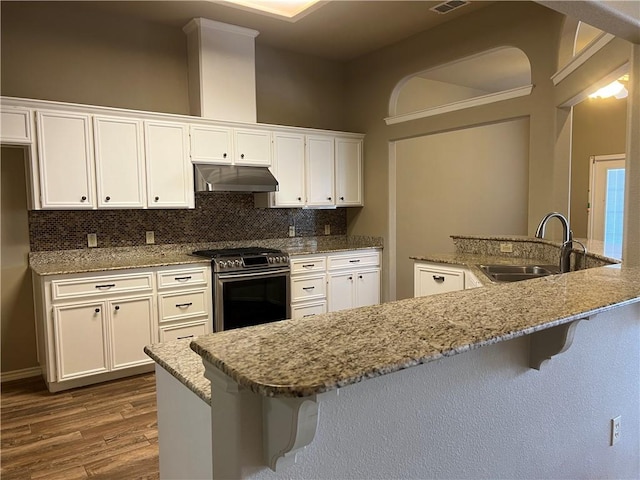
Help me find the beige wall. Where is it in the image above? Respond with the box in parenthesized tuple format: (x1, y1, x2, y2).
(1, 147, 38, 373)
(395, 118, 530, 299)
(396, 77, 488, 114)
(570, 97, 628, 237)
(343, 2, 563, 301)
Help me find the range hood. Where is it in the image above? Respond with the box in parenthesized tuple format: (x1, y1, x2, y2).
(194, 164, 279, 193)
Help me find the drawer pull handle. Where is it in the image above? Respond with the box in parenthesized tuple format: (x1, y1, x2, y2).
(176, 302, 193, 308)
(302, 264, 315, 268)
(174, 276, 192, 281)
(433, 275, 445, 282)
(302, 286, 315, 291)
(303, 314, 316, 318)
(349, 259, 361, 263)
(95, 284, 116, 289)
(177, 334, 195, 340)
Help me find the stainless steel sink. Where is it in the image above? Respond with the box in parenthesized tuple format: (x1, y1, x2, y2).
(478, 264, 560, 283)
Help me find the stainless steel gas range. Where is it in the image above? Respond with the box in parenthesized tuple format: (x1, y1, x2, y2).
(191, 247, 291, 332)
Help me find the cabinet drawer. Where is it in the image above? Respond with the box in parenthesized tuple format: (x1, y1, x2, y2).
(291, 301, 327, 320)
(157, 267, 209, 290)
(328, 251, 380, 270)
(51, 273, 153, 301)
(290, 256, 326, 274)
(159, 321, 208, 342)
(159, 289, 208, 323)
(414, 266, 464, 297)
(291, 274, 326, 302)
(1, 108, 32, 144)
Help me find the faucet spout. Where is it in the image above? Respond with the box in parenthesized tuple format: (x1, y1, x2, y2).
(534, 212, 573, 273)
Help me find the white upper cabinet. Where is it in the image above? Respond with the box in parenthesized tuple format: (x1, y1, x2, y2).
(335, 137, 363, 206)
(1, 106, 32, 144)
(94, 116, 146, 209)
(145, 121, 194, 209)
(36, 110, 95, 209)
(306, 135, 335, 207)
(190, 125, 233, 164)
(272, 132, 305, 207)
(234, 128, 272, 166)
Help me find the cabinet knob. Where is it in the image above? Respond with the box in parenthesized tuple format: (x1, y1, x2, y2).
(94, 308, 100, 313)
(340, 196, 345, 201)
(348, 276, 353, 281)
(81, 196, 87, 202)
(297, 197, 302, 201)
(223, 153, 227, 158)
(240, 153, 245, 159)
(114, 305, 120, 311)
(327, 196, 332, 201)
(105, 196, 111, 202)
(359, 275, 363, 279)
(154, 196, 159, 202)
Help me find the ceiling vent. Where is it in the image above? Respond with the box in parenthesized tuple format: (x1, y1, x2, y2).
(430, 0, 469, 14)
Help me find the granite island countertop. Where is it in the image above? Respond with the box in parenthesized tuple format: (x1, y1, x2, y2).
(29, 235, 383, 276)
(189, 263, 640, 398)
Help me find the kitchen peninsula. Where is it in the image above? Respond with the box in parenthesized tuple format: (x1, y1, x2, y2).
(146, 236, 640, 479)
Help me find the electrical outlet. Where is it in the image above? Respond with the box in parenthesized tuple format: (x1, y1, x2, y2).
(611, 416, 621, 446)
(324, 224, 331, 235)
(500, 243, 513, 253)
(146, 231, 155, 245)
(87, 233, 97, 248)
(288, 225, 295, 237)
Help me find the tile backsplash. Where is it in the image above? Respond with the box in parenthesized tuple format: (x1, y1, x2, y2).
(29, 192, 348, 251)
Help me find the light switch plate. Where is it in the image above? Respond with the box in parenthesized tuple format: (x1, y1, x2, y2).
(146, 231, 155, 245)
(87, 233, 97, 248)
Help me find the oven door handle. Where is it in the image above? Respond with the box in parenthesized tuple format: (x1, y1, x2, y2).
(216, 268, 290, 280)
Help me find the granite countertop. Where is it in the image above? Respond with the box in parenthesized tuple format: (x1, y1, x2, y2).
(190, 264, 640, 398)
(29, 235, 383, 276)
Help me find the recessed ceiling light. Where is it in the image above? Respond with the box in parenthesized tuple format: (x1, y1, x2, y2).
(217, 0, 323, 21)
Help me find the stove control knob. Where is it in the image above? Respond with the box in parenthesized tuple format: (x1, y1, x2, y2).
(235, 260, 242, 267)
(268, 257, 274, 263)
(219, 261, 227, 269)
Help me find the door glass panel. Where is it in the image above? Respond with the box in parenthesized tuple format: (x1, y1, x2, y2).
(603, 168, 625, 258)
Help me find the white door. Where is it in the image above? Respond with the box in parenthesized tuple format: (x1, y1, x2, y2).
(94, 116, 146, 208)
(108, 295, 155, 370)
(306, 135, 335, 206)
(272, 133, 305, 207)
(335, 138, 363, 206)
(54, 302, 109, 380)
(355, 269, 380, 308)
(36, 111, 95, 209)
(145, 121, 194, 208)
(234, 129, 272, 166)
(190, 125, 233, 164)
(588, 154, 625, 256)
(328, 271, 354, 312)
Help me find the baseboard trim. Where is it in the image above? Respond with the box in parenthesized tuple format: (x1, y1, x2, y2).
(1, 366, 43, 383)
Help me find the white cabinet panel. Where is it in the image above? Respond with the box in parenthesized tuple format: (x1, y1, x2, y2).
(36, 111, 95, 209)
(190, 125, 233, 164)
(291, 274, 326, 302)
(1, 107, 32, 144)
(335, 137, 363, 206)
(145, 121, 194, 208)
(414, 263, 465, 297)
(54, 302, 109, 380)
(354, 269, 380, 308)
(159, 289, 208, 323)
(108, 295, 155, 370)
(306, 135, 335, 207)
(94, 116, 146, 208)
(291, 301, 327, 320)
(234, 128, 271, 166)
(328, 271, 355, 312)
(272, 133, 305, 207)
(159, 321, 208, 342)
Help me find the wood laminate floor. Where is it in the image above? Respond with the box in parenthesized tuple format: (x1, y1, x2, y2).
(0, 373, 159, 480)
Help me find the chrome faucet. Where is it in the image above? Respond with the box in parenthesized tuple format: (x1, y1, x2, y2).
(534, 212, 573, 273)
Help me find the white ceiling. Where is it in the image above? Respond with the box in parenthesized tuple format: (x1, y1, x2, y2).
(81, 0, 495, 61)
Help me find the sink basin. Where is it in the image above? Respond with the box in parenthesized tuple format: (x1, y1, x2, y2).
(478, 264, 560, 283)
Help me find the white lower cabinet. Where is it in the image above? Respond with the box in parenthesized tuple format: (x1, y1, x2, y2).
(413, 261, 482, 297)
(34, 264, 211, 392)
(289, 249, 381, 318)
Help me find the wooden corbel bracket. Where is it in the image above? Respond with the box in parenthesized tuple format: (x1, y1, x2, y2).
(529, 317, 589, 370)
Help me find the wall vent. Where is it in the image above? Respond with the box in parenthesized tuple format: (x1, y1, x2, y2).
(430, 0, 469, 14)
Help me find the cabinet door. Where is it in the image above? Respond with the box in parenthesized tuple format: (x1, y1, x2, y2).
(36, 111, 95, 209)
(234, 129, 271, 166)
(306, 135, 335, 206)
(272, 133, 305, 207)
(53, 302, 109, 380)
(1, 107, 32, 144)
(328, 271, 354, 312)
(190, 125, 232, 164)
(94, 116, 146, 208)
(145, 121, 194, 208)
(355, 269, 380, 308)
(335, 137, 363, 206)
(108, 295, 155, 370)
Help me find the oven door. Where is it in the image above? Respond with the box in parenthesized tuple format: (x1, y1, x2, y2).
(214, 268, 291, 332)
